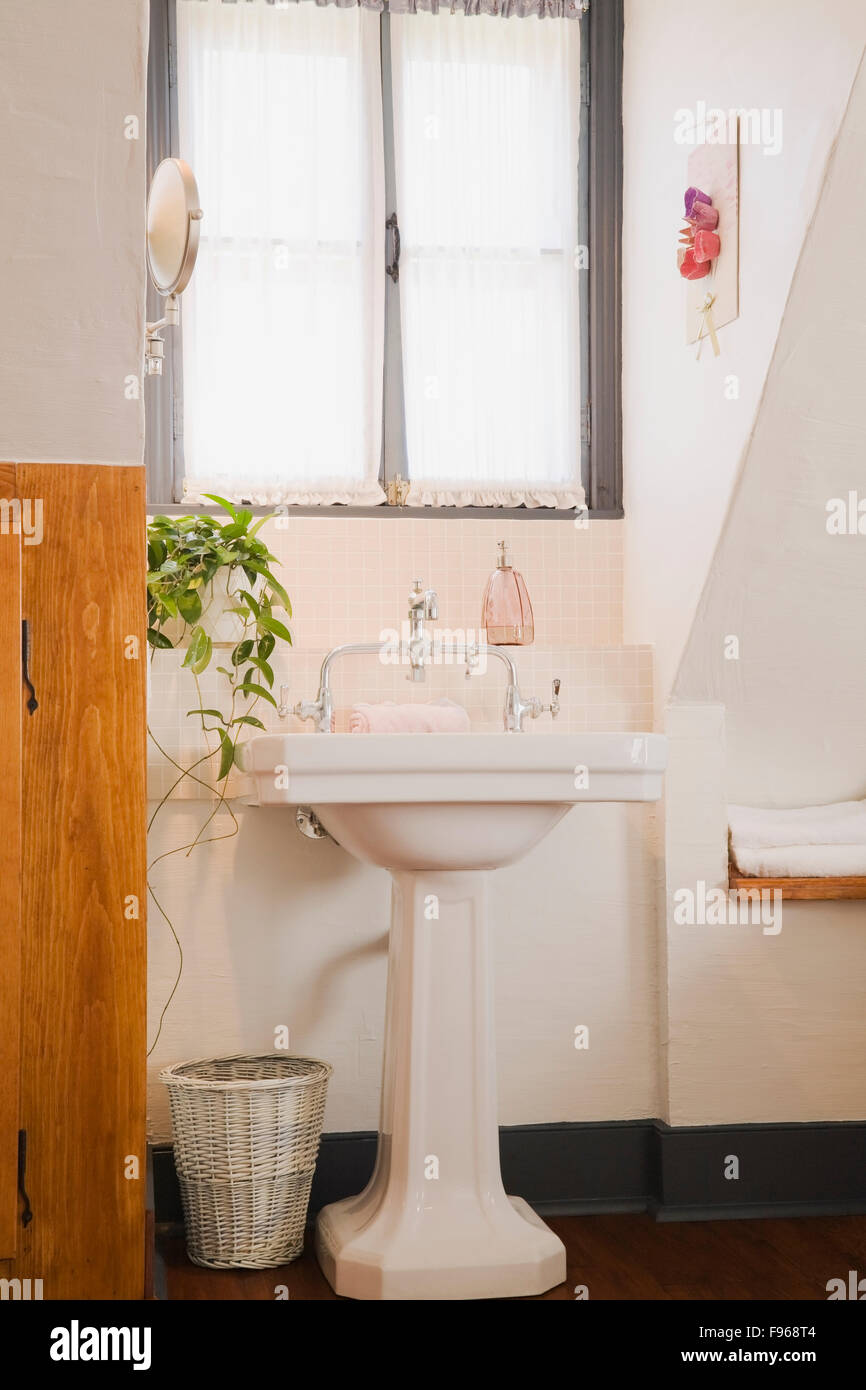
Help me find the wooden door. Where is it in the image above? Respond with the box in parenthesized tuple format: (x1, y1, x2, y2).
(0, 463, 22, 1260)
(13, 463, 147, 1298)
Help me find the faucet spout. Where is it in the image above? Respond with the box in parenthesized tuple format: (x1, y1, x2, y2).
(290, 585, 554, 733)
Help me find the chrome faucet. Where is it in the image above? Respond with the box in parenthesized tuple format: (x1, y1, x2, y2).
(292, 583, 560, 733)
(465, 648, 560, 732)
(293, 642, 384, 733)
(407, 579, 438, 682)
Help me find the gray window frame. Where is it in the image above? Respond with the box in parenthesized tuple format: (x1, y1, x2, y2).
(146, 0, 622, 519)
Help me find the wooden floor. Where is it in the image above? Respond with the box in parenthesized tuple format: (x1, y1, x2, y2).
(158, 1212, 866, 1300)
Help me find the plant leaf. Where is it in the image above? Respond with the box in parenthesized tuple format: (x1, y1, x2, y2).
(182, 625, 207, 669)
(235, 682, 278, 708)
(257, 613, 292, 644)
(148, 537, 167, 568)
(232, 715, 266, 730)
(230, 639, 254, 667)
(147, 628, 174, 649)
(201, 493, 238, 520)
(248, 514, 275, 539)
(187, 708, 226, 723)
(263, 575, 290, 611)
(248, 655, 274, 688)
(190, 632, 213, 675)
(217, 729, 235, 781)
(177, 590, 203, 623)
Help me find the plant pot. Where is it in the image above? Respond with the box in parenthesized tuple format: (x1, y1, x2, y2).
(161, 569, 256, 651)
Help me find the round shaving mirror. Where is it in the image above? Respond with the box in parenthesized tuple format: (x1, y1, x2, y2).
(146, 158, 202, 297)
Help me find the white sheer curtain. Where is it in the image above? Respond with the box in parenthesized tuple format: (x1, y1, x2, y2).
(391, 13, 584, 508)
(177, 0, 385, 504)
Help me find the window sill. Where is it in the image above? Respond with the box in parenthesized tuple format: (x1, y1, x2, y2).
(147, 503, 624, 520)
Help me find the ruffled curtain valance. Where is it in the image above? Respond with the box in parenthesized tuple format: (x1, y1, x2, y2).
(206, 0, 586, 18)
(386, 0, 585, 16)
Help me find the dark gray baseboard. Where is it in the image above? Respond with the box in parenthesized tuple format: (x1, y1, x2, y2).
(151, 1118, 866, 1226)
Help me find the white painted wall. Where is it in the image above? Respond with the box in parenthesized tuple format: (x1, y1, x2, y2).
(622, 0, 866, 711)
(665, 706, 866, 1125)
(674, 43, 866, 806)
(661, 53, 866, 1126)
(147, 799, 661, 1140)
(0, 0, 148, 465)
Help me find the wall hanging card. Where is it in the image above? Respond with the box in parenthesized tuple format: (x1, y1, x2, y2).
(679, 118, 740, 349)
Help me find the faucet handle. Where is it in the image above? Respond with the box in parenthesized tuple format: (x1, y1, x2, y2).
(409, 578, 438, 620)
(531, 679, 561, 722)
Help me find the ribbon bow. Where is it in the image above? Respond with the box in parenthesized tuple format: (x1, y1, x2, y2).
(696, 292, 720, 360)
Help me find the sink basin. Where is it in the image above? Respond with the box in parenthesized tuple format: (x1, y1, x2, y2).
(249, 730, 665, 1301)
(248, 732, 665, 871)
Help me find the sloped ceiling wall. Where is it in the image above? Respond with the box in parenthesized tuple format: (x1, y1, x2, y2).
(623, 0, 866, 715)
(674, 51, 866, 806)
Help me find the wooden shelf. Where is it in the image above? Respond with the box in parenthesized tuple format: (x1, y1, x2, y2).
(728, 870, 866, 900)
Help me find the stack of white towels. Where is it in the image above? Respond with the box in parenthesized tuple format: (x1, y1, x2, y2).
(728, 800, 866, 878)
(348, 699, 471, 734)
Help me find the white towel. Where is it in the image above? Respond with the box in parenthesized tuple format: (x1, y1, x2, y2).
(729, 799, 866, 877)
(732, 844, 866, 879)
(349, 698, 470, 734)
(729, 800, 866, 850)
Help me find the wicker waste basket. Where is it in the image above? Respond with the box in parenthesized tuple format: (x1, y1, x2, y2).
(161, 1054, 332, 1269)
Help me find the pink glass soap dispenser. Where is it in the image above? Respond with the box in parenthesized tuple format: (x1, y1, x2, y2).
(482, 540, 535, 645)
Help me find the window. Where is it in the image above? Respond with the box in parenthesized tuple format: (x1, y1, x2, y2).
(177, 2, 384, 505)
(390, 15, 580, 506)
(146, 0, 622, 514)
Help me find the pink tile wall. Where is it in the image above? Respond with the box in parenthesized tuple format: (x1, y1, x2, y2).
(269, 515, 623, 650)
(147, 516, 652, 799)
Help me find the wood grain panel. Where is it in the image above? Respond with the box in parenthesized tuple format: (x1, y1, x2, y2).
(15, 464, 147, 1298)
(729, 870, 866, 901)
(0, 463, 21, 1259)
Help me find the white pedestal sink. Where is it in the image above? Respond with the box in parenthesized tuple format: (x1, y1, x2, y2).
(249, 732, 665, 1300)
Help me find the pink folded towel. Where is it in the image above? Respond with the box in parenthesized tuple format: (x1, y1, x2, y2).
(349, 699, 470, 734)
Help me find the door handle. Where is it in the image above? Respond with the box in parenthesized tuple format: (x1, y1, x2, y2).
(386, 212, 401, 283)
(22, 619, 38, 714)
(17, 1131, 33, 1228)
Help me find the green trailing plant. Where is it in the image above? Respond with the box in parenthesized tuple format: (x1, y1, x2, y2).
(146, 495, 293, 1053)
(147, 494, 292, 778)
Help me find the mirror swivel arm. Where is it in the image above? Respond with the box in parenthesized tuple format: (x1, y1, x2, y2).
(146, 294, 179, 337)
(145, 296, 179, 376)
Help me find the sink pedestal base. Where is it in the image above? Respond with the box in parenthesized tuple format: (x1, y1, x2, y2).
(315, 869, 566, 1301)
